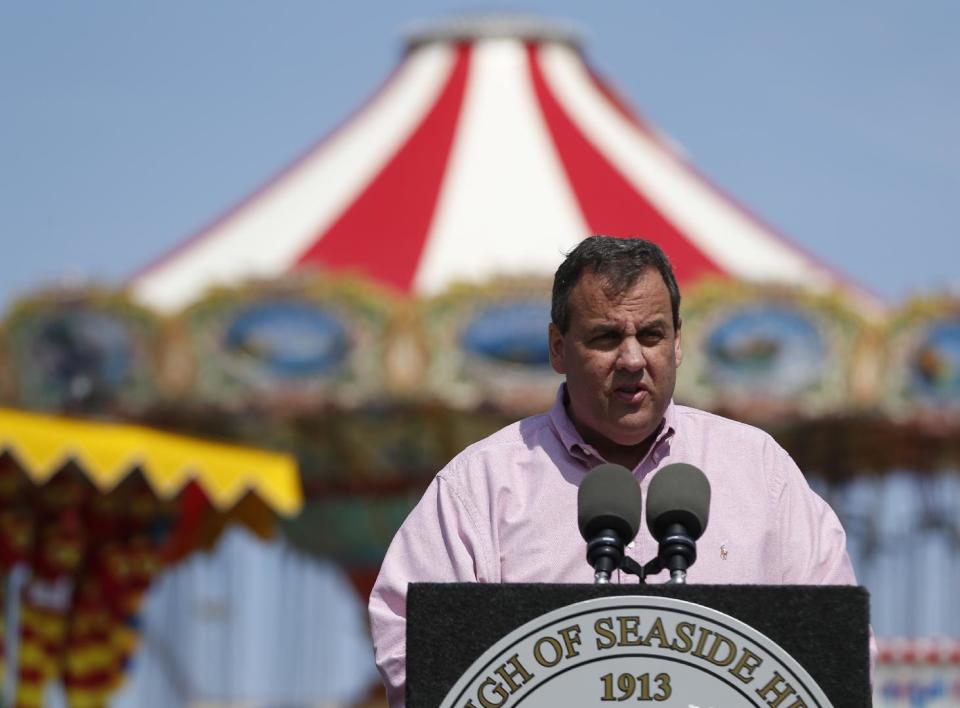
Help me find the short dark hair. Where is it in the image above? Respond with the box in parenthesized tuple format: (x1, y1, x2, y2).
(551, 236, 681, 333)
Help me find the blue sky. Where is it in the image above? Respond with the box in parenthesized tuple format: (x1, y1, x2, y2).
(2, 1, 957, 312)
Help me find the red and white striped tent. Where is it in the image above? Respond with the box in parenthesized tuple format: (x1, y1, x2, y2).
(132, 16, 858, 312)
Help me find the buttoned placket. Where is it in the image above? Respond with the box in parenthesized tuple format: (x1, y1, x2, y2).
(551, 389, 678, 585)
(620, 429, 674, 584)
(567, 427, 674, 584)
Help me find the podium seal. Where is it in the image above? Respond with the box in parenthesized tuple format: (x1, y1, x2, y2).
(440, 595, 831, 707)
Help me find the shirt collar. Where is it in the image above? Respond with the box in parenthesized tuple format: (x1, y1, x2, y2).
(548, 384, 677, 464)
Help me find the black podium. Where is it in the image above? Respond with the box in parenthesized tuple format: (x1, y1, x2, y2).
(407, 583, 871, 706)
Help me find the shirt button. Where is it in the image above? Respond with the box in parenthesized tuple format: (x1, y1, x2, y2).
(627, 541, 636, 549)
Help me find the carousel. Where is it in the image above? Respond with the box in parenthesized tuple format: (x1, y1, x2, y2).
(1, 15, 958, 706)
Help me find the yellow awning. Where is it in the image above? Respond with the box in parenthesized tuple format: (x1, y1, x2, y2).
(0, 407, 301, 516)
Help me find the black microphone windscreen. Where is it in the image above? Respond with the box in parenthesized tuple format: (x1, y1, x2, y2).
(645, 463, 711, 540)
(577, 463, 642, 543)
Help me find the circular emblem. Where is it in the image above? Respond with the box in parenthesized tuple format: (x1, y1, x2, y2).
(441, 596, 831, 707)
(29, 308, 133, 408)
(908, 317, 960, 406)
(461, 300, 551, 366)
(704, 306, 825, 397)
(223, 300, 349, 378)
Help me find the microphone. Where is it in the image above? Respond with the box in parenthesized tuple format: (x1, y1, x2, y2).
(577, 464, 642, 584)
(645, 463, 711, 584)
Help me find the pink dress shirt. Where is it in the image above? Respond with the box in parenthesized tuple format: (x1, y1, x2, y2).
(368, 387, 858, 706)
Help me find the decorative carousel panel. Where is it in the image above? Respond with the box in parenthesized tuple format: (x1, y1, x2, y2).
(279, 492, 422, 567)
(0, 291, 162, 414)
(420, 278, 561, 414)
(883, 298, 960, 421)
(267, 408, 448, 490)
(676, 281, 873, 417)
(325, 409, 448, 484)
(174, 277, 395, 410)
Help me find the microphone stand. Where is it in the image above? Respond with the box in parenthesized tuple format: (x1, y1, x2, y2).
(618, 556, 687, 584)
(589, 526, 697, 585)
(587, 531, 624, 584)
(619, 522, 698, 584)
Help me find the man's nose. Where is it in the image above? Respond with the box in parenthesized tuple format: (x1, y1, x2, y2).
(617, 338, 646, 371)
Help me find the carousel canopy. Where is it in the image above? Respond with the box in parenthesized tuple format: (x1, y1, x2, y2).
(131, 15, 865, 313)
(0, 407, 301, 515)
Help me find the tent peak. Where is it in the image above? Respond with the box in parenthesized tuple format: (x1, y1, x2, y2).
(403, 13, 583, 51)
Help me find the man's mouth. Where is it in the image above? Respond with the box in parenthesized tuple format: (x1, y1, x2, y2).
(612, 383, 648, 403)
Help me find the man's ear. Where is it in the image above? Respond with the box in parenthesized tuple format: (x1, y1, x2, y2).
(674, 325, 683, 368)
(548, 323, 566, 375)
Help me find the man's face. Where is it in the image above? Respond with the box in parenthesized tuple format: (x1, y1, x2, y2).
(549, 267, 682, 461)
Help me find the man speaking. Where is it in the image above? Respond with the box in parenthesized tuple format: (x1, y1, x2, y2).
(368, 236, 859, 705)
